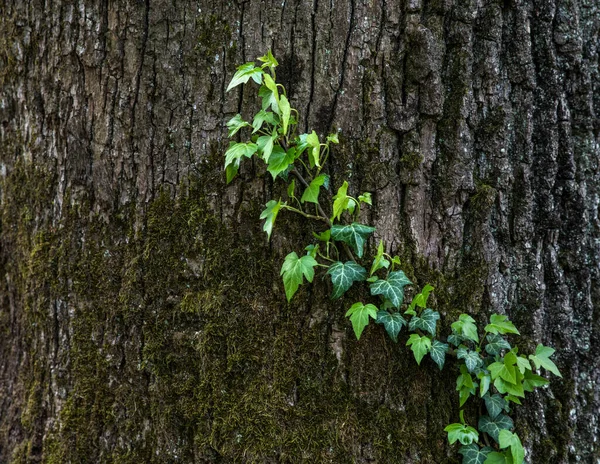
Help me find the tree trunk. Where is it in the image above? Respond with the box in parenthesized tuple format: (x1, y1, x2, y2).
(1, 0, 598, 462)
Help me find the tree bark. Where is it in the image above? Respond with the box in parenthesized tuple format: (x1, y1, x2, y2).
(1, 0, 598, 463)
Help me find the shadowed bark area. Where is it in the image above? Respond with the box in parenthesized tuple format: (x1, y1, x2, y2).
(0, 0, 599, 463)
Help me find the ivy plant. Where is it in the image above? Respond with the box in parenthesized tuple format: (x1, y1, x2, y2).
(223, 52, 561, 464)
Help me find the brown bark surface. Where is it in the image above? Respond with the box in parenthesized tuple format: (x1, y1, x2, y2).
(1, 0, 599, 462)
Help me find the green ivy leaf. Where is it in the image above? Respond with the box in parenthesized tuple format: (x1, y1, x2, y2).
(448, 333, 466, 347)
(258, 50, 279, 69)
(498, 430, 524, 464)
(267, 146, 296, 179)
(369, 270, 412, 308)
(444, 423, 479, 446)
(224, 142, 258, 168)
(452, 314, 480, 343)
(406, 333, 432, 365)
(330, 223, 376, 258)
(226, 114, 250, 136)
(529, 344, 562, 377)
(313, 230, 330, 242)
(370, 240, 390, 276)
(522, 369, 549, 392)
(332, 181, 351, 221)
(326, 133, 339, 144)
(260, 199, 282, 240)
(258, 83, 279, 114)
(488, 360, 516, 384)
(301, 174, 329, 204)
(358, 192, 372, 205)
(227, 62, 263, 91)
(516, 356, 531, 374)
(345, 302, 378, 340)
(279, 94, 291, 135)
(430, 340, 449, 370)
(457, 347, 484, 373)
(483, 393, 508, 419)
(485, 314, 520, 336)
(485, 334, 511, 355)
(306, 130, 321, 168)
(457, 365, 477, 407)
(252, 109, 278, 133)
(408, 308, 440, 337)
(478, 372, 491, 397)
(226, 158, 240, 184)
(326, 261, 367, 299)
(304, 243, 318, 258)
(478, 414, 514, 443)
(287, 178, 296, 198)
(280, 252, 318, 302)
(484, 451, 513, 464)
(257, 135, 275, 162)
(493, 374, 525, 398)
(459, 444, 493, 464)
(376, 310, 406, 343)
(406, 284, 434, 315)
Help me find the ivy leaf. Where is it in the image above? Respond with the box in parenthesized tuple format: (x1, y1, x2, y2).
(332, 181, 352, 221)
(457, 365, 477, 407)
(516, 356, 531, 374)
(408, 308, 440, 337)
(505, 395, 522, 405)
(306, 130, 321, 168)
(260, 199, 282, 240)
(444, 423, 479, 446)
(330, 223, 376, 258)
(358, 192, 372, 205)
(376, 310, 406, 343)
(488, 361, 516, 385)
(452, 314, 480, 343)
(484, 451, 513, 464)
(522, 370, 549, 392)
(459, 444, 493, 464)
(258, 83, 279, 114)
(280, 252, 318, 302)
(369, 270, 412, 308)
(457, 347, 484, 373)
(430, 340, 449, 370)
(313, 230, 330, 242)
(258, 50, 278, 69)
(226, 158, 240, 184)
(485, 334, 511, 355)
(529, 344, 562, 377)
(267, 146, 296, 179)
(370, 240, 390, 276)
(252, 109, 278, 133)
(227, 62, 263, 91)
(478, 372, 491, 397)
(326, 133, 339, 144)
(224, 142, 258, 168)
(406, 284, 434, 315)
(301, 174, 329, 204)
(287, 178, 296, 198)
(498, 430, 524, 464)
(494, 376, 525, 398)
(226, 114, 250, 136)
(257, 135, 275, 162)
(448, 333, 466, 347)
(406, 334, 432, 365)
(279, 94, 291, 135)
(485, 314, 520, 336)
(326, 261, 367, 299)
(484, 393, 508, 419)
(345, 302, 378, 340)
(478, 414, 514, 443)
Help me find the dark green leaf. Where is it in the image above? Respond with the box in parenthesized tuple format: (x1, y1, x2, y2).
(485, 334, 511, 355)
(484, 394, 509, 419)
(345, 302, 378, 340)
(280, 252, 318, 302)
(330, 223, 376, 258)
(226, 158, 240, 184)
(326, 261, 367, 299)
(301, 174, 328, 204)
(369, 270, 412, 308)
(406, 334, 432, 365)
(408, 308, 440, 337)
(376, 310, 406, 342)
(457, 347, 484, 373)
(459, 444, 493, 464)
(478, 414, 514, 442)
(485, 314, 520, 336)
(522, 370, 549, 392)
(430, 340, 449, 370)
(448, 333, 466, 347)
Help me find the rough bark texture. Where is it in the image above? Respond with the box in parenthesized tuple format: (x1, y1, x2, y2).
(1, 0, 599, 463)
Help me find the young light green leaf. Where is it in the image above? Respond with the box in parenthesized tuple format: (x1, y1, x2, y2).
(226, 114, 250, 136)
(258, 50, 278, 69)
(485, 334, 512, 355)
(407, 284, 435, 315)
(488, 360, 517, 385)
(267, 146, 296, 179)
(279, 94, 291, 135)
(522, 369, 550, 392)
(304, 243, 318, 258)
(485, 314, 520, 336)
(408, 308, 440, 337)
(370, 240, 390, 276)
(313, 230, 331, 242)
(301, 174, 329, 204)
(484, 451, 513, 464)
(457, 347, 484, 373)
(516, 356, 531, 374)
(257, 135, 275, 162)
(252, 109, 278, 133)
(493, 376, 525, 398)
(260, 199, 282, 240)
(406, 333, 432, 365)
(330, 223, 376, 258)
(484, 394, 509, 419)
(345, 302, 378, 340)
(430, 340, 449, 370)
(358, 192, 372, 205)
(258, 83, 279, 114)
(376, 310, 406, 343)
(227, 62, 263, 91)
(452, 314, 480, 343)
(287, 178, 296, 198)
(459, 444, 493, 464)
(479, 373, 491, 397)
(280, 252, 318, 302)
(332, 181, 351, 221)
(444, 423, 479, 446)
(498, 430, 524, 464)
(326, 261, 367, 299)
(306, 130, 321, 168)
(226, 158, 241, 184)
(529, 344, 562, 377)
(478, 414, 514, 443)
(369, 270, 412, 308)
(224, 142, 258, 168)
(326, 133, 339, 144)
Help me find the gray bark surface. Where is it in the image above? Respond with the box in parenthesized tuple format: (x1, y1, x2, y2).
(0, 0, 599, 462)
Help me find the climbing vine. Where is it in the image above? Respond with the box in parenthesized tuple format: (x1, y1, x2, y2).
(223, 52, 561, 464)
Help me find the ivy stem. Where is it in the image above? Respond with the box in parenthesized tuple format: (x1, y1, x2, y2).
(281, 205, 329, 224)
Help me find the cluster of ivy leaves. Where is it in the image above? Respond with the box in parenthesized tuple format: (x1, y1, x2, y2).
(223, 52, 561, 464)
